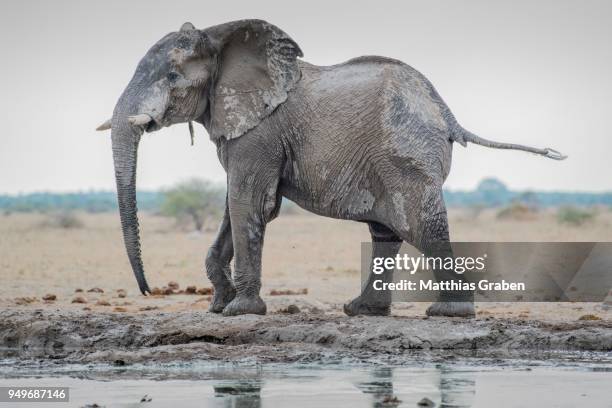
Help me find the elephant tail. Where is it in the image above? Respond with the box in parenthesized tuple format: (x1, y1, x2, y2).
(451, 124, 567, 160)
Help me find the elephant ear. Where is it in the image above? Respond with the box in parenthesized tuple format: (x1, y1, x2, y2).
(205, 20, 303, 140)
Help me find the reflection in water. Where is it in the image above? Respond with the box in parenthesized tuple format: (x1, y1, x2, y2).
(355, 367, 399, 407)
(439, 368, 476, 408)
(355, 366, 476, 407)
(214, 379, 262, 408)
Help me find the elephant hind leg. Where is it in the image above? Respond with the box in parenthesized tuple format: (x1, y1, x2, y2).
(344, 222, 402, 316)
(391, 186, 475, 318)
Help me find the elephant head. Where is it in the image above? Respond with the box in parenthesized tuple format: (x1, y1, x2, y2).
(97, 20, 302, 294)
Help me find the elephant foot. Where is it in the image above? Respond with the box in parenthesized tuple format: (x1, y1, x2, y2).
(222, 294, 267, 316)
(208, 285, 236, 314)
(426, 301, 475, 318)
(343, 297, 390, 316)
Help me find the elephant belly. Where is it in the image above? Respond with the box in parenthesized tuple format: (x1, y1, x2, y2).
(279, 182, 372, 220)
(279, 157, 385, 222)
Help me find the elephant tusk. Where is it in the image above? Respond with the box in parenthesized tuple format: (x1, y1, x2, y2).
(96, 118, 112, 131)
(128, 114, 152, 127)
(188, 121, 195, 146)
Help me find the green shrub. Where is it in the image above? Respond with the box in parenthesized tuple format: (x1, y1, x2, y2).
(556, 206, 595, 226)
(161, 179, 224, 231)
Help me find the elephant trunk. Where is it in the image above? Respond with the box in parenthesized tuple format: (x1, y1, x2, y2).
(111, 85, 151, 295)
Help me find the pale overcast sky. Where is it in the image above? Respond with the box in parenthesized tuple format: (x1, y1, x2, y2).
(0, 0, 610, 194)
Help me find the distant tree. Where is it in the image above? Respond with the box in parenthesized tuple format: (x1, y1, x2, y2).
(161, 179, 225, 231)
(477, 178, 508, 193)
(474, 178, 512, 207)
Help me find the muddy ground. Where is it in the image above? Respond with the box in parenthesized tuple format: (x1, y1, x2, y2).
(2, 299, 611, 365)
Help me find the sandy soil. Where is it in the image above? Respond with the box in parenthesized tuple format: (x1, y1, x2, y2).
(0, 210, 610, 363)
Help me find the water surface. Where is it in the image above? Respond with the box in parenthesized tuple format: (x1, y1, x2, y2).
(0, 360, 610, 407)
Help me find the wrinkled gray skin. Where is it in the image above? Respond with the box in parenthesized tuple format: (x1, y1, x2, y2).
(100, 20, 565, 318)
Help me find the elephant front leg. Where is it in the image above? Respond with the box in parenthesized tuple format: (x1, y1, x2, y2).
(221, 195, 272, 316)
(344, 222, 402, 316)
(206, 202, 236, 313)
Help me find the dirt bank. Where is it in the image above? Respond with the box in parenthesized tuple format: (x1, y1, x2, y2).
(1, 307, 610, 365)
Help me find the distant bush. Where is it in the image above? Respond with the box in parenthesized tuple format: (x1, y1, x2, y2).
(496, 202, 538, 221)
(443, 178, 612, 208)
(0, 191, 164, 213)
(557, 206, 596, 226)
(4, 177, 612, 213)
(41, 212, 84, 229)
(161, 179, 225, 231)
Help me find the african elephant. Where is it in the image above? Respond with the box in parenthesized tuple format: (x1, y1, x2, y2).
(97, 20, 565, 317)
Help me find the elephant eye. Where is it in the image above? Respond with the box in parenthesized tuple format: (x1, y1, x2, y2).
(176, 37, 191, 49)
(167, 71, 180, 82)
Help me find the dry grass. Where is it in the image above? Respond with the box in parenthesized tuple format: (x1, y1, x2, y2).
(1, 209, 611, 321)
(38, 211, 84, 229)
(496, 203, 538, 221)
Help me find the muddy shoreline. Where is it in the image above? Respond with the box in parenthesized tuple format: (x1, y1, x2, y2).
(1, 308, 610, 365)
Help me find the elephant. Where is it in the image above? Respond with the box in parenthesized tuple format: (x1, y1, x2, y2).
(97, 20, 565, 318)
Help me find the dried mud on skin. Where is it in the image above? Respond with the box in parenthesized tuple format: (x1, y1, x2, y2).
(1, 309, 610, 365)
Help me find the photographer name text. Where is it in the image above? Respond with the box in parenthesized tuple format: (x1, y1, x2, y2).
(372, 279, 525, 291)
